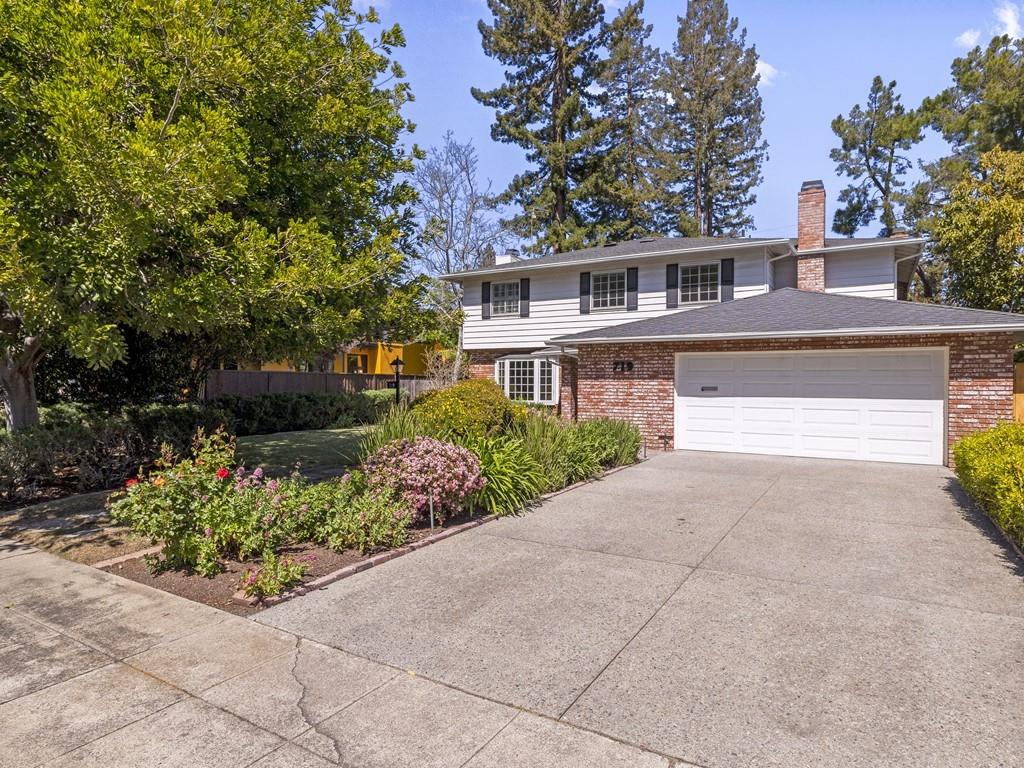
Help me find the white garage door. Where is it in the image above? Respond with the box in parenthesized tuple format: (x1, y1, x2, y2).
(675, 349, 946, 465)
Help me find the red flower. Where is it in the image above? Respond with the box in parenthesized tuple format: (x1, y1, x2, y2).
(216, 467, 230, 480)
(125, 478, 138, 488)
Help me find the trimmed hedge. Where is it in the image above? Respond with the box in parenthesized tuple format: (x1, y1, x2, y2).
(0, 391, 392, 504)
(953, 423, 1024, 549)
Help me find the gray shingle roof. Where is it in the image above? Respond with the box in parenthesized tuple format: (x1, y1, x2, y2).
(550, 288, 1024, 344)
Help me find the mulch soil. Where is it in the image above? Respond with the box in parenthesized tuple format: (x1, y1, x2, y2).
(103, 543, 364, 617)
(100, 511, 483, 616)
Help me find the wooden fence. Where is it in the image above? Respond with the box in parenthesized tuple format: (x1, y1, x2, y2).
(204, 369, 435, 400)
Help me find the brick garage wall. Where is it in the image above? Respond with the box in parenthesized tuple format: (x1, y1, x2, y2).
(576, 333, 1015, 464)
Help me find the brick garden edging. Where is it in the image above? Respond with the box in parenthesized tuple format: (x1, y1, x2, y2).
(236, 456, 650, 608)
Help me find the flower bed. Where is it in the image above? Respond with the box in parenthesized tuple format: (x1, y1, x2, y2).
(105, 381, 643, 605)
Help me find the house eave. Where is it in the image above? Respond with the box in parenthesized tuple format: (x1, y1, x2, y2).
(440, 239, 792, 281)
(549, 323, 1024, 346)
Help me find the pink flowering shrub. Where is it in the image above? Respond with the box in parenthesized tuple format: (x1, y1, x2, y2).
(363, 437, 486, 523)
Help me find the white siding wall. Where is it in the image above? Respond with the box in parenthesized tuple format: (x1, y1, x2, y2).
(825, 249, 896, 300)
(772, 256, 797, 289)
(462, 248, 769, 350)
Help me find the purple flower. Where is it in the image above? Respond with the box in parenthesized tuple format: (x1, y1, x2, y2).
(252, 467, 264, 480)
(203, 527, 213, 538)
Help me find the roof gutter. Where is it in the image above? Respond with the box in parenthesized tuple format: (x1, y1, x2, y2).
(440, 239, 792, 281)
(797, 237, 927, 256)
(549, 322, 1024, 346)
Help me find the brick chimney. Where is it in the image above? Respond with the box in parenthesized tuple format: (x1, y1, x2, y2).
(796, 180, 826, 291)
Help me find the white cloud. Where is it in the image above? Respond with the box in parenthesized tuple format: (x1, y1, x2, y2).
(954, 28, 981, 48)
(995, 1, 1022, 38)
(755, 60, 778, 87)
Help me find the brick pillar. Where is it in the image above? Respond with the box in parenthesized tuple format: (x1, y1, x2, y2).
(796, 180, 826, 292)
(557, 355, 578, 420)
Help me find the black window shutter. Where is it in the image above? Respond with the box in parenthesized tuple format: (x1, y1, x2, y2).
(720, 258, 735, 302)
(626, 267, 638, 311)
(666, 264, 678, 309)
(481, 281, 491, 319)
(579, 272, 591, 314)
(519, 278, 530, 318)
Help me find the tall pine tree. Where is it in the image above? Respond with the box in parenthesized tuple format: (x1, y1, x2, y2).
(658, 0, 767, 236)
(589, 0, 669, 241)
(472, 0, 607, 254)
(830, 77, 923, 238)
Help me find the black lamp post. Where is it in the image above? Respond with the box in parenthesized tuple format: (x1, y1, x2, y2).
(390, 356, 404, 406)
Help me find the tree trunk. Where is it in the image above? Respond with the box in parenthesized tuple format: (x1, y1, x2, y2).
(1, 356, 40, 431)
(453, 323, 465, 382)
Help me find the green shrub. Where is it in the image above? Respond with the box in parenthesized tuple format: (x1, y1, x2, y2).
(109, 429, 242, 576)
(457, 435, 544, 516)
(412, 379, 524, 438)
(209, 391, 380, 435)
(953, 423, 1024, 549)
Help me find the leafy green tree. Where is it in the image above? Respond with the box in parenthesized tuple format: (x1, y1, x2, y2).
(934, 149, 1024, 311)
(589, 0, 668, 240)
(0, 0, 419, 430)
(830, 77, 922, 237)
(472, 0, 607, 254)
(658, 0, 767, 236)
(906, 35, 1024, 299)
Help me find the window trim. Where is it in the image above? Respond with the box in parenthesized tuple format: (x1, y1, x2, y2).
(678, 262, 721, 305)
(493, 357, 560, 405)
(490, 280, 521, 317)
(590, 269, 628, 312)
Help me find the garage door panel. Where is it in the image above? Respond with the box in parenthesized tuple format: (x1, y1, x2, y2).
(865, 408, 937, 429)
(800, 434, 861, 456)
(676, 350, 945, 466)
(739, 432, 797, 450)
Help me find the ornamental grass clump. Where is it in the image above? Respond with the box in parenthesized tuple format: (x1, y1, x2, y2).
(363, 436, 485, 523)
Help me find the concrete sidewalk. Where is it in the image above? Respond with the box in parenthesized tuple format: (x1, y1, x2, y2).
(0, 537, 672, 768)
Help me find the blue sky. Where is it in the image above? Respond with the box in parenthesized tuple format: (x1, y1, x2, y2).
(361, 0, 1020, 239)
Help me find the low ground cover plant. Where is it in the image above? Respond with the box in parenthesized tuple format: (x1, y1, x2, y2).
(953, 423, 1024, 549)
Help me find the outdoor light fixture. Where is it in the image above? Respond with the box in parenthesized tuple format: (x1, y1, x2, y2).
(390, 356, 404, 405)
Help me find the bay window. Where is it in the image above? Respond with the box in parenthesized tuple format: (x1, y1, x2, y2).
(494, 357, 559, 404)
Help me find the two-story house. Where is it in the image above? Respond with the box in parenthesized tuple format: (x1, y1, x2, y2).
(443, 181, 1024, 466)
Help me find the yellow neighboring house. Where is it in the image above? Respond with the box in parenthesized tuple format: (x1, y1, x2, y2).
(256, 342, 433, 376)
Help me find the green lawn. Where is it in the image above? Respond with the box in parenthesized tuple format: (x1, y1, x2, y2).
(235, 426, 367, 476)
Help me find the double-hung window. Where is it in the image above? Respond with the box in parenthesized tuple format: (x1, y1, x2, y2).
(494, 357, 559, 405)
(491, 281, 520, 316)
(679, 263, 720, 304)
(591, 270, 626, 310)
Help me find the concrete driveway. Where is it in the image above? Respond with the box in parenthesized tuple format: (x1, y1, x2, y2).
(260, 451, 1024, 767)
